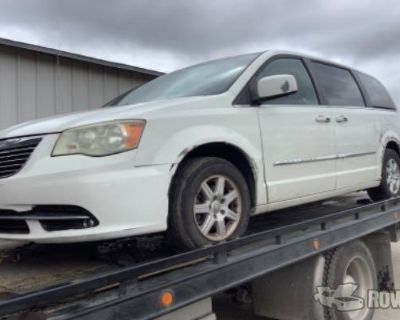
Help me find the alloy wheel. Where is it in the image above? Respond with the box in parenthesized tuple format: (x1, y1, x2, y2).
(386, 158, 400, 194)
(193, 175, 242, 241)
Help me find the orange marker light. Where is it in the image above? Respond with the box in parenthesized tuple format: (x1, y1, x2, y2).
(123, 122, 145, 149)
(312, 239, 320, 251)
(161, 291, 174, 307)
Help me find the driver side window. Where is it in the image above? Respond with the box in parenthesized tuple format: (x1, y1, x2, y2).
(257, 58, 318, 105)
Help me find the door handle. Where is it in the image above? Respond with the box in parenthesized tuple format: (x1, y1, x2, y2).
(315, 115, 331, 123)
(336, 115, 348, 123)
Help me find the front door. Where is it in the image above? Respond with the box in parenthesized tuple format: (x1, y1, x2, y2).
(256, 57, 336, 203)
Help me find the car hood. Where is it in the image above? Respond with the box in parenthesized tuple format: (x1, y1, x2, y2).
(0, 96, 222, 139)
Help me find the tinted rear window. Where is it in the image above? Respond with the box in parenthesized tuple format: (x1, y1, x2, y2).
(357, 72, 395, 109)
(311, 62, 365, 107)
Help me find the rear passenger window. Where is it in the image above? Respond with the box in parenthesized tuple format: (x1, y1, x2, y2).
(311, 62, 365, 107)
(357, 72, 395, 109)
(257, 58, 318, 105)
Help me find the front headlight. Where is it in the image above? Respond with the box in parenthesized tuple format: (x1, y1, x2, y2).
(52, 120, 146, 157)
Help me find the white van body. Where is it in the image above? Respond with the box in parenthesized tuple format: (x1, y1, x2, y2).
(0, 50, 398, 244)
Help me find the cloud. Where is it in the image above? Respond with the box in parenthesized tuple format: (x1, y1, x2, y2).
(0, 0, 399, 102)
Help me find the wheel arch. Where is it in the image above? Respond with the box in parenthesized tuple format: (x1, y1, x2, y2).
(386, 140, 400, 156)
(168, 142, 258, 210)
(380, 131, 400, 156)
(375, 133, 400, 180)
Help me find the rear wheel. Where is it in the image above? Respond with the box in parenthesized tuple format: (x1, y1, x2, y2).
(323, 241, 377, 320)
(368, 149, 400, 201)
(168, 157, 251, 250)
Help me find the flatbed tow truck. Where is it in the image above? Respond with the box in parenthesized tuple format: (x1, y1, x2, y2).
(0, 193, 399, 320)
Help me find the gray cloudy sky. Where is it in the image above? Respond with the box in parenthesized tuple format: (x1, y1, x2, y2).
(1, 0, 400, 102)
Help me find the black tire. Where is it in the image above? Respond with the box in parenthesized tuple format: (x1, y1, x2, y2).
(323, 241, 377, 320)
(368, 149, 400, 201)
(168, 157, 251, 250)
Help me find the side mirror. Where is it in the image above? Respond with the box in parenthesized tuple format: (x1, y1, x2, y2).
(254, 74, 298, 102)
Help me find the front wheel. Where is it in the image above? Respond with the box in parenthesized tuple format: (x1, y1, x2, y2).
(368, 149, 400, 201)
(168, 157, 251, 250)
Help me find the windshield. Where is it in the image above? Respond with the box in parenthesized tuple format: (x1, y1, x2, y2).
(106, 53, 259, 107)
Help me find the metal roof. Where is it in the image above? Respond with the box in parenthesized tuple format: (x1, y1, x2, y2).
(0, 37, 163, 77)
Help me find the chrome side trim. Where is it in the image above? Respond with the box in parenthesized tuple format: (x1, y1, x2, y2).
(274, 151, 376, 166)
(337, 151, 376, 159)
(274, 155, 336, 166)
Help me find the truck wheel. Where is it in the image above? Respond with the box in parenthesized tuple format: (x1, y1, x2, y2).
(368, 149, 400, 201)
(169, 157, 251, 250)
(323, 241, 377, 320)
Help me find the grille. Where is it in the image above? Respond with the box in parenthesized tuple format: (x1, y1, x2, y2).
(0, 136, 42, 179)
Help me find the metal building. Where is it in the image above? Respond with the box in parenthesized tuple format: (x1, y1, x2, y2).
(0, 38, 161, 130)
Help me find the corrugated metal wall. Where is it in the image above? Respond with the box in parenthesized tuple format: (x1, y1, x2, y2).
(0, 44, 155, 130)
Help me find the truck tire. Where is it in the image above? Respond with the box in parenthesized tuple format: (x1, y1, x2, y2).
(322, 241, 377, 320)
(368, 148, 400, 201)
(168, 157, 251, 250)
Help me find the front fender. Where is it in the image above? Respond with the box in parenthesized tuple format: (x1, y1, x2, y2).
(153, 124, 262, 165)
(135, 121, 266, 207)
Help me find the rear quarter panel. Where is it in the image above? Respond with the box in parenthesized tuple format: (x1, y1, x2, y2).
(377, 108, 400, 180)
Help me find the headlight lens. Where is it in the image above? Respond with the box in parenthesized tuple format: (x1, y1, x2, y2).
(52, 120, 145, 156)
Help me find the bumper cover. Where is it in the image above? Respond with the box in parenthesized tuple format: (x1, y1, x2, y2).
(0, 135, 171, 243)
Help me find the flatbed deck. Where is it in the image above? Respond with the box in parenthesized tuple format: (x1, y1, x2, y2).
(0, 193, 366, 296)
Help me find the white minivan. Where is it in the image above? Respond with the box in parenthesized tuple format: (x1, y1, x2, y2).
(0, 50, 398, 249)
